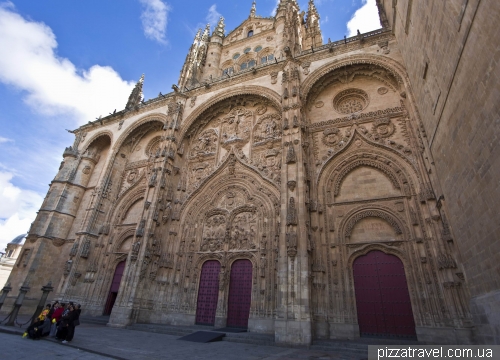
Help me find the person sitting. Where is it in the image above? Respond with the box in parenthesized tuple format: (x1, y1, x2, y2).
(25, 304, 51, 340)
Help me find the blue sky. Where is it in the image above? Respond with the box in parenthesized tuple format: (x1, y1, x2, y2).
(0, 0, 380, 250)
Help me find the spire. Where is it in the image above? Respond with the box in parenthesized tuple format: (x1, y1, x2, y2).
(194, 28, 202, 44)
(213, 17, 225, 37)
(125, 74, 144, 110)
(250, 1, 256, 18)
(202, 24, 211, 42)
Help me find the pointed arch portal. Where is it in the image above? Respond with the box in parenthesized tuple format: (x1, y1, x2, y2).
(353, 251, 416, 338)
(104, 261, 126, 316)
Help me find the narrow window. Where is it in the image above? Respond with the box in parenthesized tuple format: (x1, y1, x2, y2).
(7, 250, 13, 258)
(240, 62, 248, 70)
(261, 56, 268, 64)
(268, 54, 274, 61)
(248, 60, 256, 67)
(405, 0, 413, 34)
(248, 30, 254, 37)
(423, 62, 429, 80)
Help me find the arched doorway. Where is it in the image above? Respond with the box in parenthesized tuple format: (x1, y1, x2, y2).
(226, 259, 253, 328)
(104, 261, 126, 315)
(353, 250, 416, 338)
(195, 260, 221, 326)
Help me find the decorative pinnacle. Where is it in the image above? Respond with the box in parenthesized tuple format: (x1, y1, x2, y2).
(213, 17, 225, 37)
(250, 1, 256, 17)
(202, 23, 211, 41)
(194, 28, 202, 43)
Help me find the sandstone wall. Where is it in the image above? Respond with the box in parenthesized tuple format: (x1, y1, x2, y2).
(381, 0, 500, 344)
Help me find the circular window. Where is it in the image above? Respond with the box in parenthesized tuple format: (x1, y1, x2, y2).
(233, 53, 240, 60)
(333, 89, 369, 115)
(254, 46, 262, 52)
(244, 47, 251, 54)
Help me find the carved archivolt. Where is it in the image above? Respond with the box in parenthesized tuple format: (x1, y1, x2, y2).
(112, 113, 168, 152)
(332, 158, 402, 197)
(145, 136, 162, 157)
(114, 228, 136, 253)
(81, 131, 113, 153)
(301, 54, 407, 107)
(316, 128, 419, 189)
(339, 205, 410, 243)
(114, 187, 146, 222)
(344, 209, 402, 239)
(179, 87, 282, 142)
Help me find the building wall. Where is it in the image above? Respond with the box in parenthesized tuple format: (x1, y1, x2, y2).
(381, 0, 500, 344)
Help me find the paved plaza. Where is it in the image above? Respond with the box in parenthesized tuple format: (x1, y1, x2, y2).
(0, 322, 369, 360)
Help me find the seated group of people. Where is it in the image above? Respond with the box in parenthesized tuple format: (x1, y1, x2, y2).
(24, 301, 81, 343)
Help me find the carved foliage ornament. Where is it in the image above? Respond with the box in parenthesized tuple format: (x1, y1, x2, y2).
(372, 117, 395, 138)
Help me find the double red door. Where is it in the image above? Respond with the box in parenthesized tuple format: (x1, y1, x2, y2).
(196, 261, 221, 325)
(226, 260, 253, 328)
(353, 251, 416, 338)
(104, 261, 126, 315)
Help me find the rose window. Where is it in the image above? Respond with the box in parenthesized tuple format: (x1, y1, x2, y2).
(333, 89, 369, 114)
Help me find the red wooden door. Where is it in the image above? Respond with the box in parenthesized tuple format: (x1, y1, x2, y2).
(104, 261, 126, 315)
(227, 259, 253, 328)
(196, 260, 221, 326)
(353, 251, 416, 338)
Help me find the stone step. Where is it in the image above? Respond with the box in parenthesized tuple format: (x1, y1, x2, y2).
(310, 344, 368, 357)
(128, 323, 277, 346)
(80, 316, 110, 326)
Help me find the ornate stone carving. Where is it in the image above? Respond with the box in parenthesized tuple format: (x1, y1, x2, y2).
(344, 210, 403, 239)
(372, 117, 395, 138)
(80, 238, 91, 258)
(287, 197, 298, 226)
(286, 232, 297, 258)
(189, 129, 218, 158)
(322, 128, 341, 147)
(253, 113, 282, 144)
(333, 89, 369, 114)
(286, 142, 297, 164)
(201, 214, 226, 252)
(220, 107, 252, 149)
(287, 180, 296, 192)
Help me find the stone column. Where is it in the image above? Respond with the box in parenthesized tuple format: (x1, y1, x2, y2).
(275, 61, 312, 346)
(0, 283, 12, 312)
(6, 283, 30, 326)
(31, 282, 54, 325)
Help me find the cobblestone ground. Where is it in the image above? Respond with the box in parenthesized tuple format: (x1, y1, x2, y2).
(0, 323, 367, 360)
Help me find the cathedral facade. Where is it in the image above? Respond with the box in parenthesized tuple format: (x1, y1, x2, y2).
(4, 0, 478, 345)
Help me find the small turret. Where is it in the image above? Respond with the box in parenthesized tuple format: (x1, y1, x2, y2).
(125, 74, 144, 110)
(201, 23, 211, 42)
(302, 0, 323, 49)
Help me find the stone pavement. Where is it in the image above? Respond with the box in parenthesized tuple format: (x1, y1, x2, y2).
(0, 332, 112, 360)
(0, 322, 368, 360)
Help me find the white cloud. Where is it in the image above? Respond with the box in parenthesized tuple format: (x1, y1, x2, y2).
(346, 0, 381, 37)
(0, 137, 13, 144)
(0, 4, 134, 125)
(206, 5, 221, 29)
(139, 0, 171, 44)
(0, 171, 43, 252)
